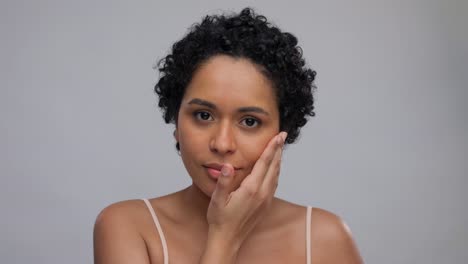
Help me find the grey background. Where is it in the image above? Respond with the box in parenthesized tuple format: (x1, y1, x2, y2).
(1, 0, 467, 263)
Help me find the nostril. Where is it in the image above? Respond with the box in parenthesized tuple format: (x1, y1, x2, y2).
(210, 140, 236, 154)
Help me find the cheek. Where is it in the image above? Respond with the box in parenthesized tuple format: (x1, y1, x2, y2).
(177, 117, 204, 149)
(238, 135, 271, 170)
(179, 130, 205, 158)
(178, 129, 207, 179)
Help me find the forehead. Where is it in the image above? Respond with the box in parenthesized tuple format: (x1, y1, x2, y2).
(183, 55, 278, 110)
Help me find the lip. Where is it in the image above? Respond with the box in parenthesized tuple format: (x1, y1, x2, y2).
(204, 166, 222, 180)
(204, 163, 241, 170)
(203, 163, 241, 180)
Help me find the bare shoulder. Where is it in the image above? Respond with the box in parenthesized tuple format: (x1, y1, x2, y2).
(95, 199, 148, 224)
(93, 199, 153, 264)
(311, 207, 364, 264)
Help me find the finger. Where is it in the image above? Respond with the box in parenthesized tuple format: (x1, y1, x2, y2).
(241, 132, 283, 187)
(261, 132, 287, 192)
(210, 163, 236, 206)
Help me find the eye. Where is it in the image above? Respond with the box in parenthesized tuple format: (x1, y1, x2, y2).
(241, 117, 260, 128)
(194, 111, 213, 121)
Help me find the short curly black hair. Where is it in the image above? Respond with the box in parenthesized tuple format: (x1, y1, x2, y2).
(155, 7, 316, 150)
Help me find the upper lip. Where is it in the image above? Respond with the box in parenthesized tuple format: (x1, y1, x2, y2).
(203, 163, 241, 170)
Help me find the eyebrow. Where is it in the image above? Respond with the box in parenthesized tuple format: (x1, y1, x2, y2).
(187, 98, 270, 116)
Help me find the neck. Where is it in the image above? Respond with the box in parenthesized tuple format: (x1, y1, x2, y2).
(179, 184, 211, 225)
(177, 183, 282, 234)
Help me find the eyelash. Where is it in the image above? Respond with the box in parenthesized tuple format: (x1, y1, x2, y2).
(240, 117, 261, 128)
(193, 111, 261, 128)
(194, 111, 214, 121)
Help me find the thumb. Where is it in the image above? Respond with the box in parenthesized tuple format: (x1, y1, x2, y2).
(211, 163, 235, 205)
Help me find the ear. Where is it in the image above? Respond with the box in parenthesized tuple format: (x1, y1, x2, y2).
(173, 128, 179, 142)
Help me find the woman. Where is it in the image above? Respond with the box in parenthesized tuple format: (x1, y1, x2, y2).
(94, 7, 363, 263)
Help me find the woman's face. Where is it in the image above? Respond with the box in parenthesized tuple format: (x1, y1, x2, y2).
(175, 55, 280, 197)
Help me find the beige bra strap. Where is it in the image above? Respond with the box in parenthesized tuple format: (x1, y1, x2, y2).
(306, 206, 312, 264)
(142, 199, 169, 264)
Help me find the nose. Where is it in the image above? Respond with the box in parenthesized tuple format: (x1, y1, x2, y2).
(209, 120, 236, 155)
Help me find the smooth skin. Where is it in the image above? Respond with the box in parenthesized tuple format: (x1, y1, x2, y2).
(94, 55, 363, 263)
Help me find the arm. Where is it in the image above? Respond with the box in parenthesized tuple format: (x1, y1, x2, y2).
(198, 229, 241, 263)
(93, 203, 151, 264)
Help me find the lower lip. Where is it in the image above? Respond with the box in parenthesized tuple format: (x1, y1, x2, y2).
(205, 167, 222, 180)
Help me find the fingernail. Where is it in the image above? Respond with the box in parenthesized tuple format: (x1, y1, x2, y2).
(221, 166, 230, 177)
(282, 132, 288, 143)
(276, 135, 282, 145)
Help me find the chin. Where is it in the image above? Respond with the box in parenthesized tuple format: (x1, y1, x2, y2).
(192, 182, 215, 198)
(201, 188, 214, 199)
(206, 182, 218, 195)
(204, 190, 214, 198)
